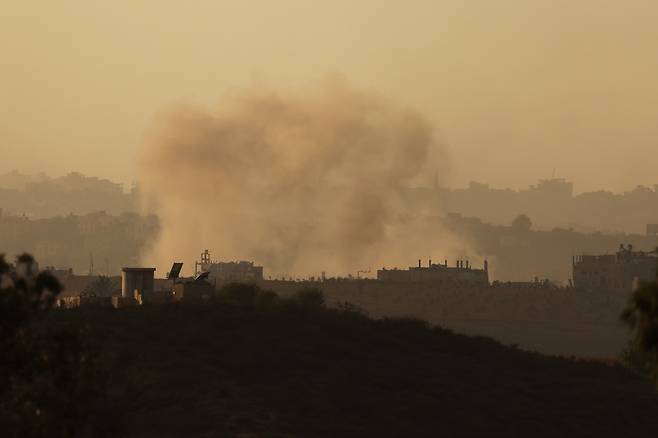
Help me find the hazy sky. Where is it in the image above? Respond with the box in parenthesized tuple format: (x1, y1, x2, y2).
(2, 1, 658, 193)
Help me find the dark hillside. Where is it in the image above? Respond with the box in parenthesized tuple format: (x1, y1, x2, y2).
(51, 301, 658, 437)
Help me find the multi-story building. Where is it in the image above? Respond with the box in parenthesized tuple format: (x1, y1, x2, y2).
(572, 244, 657, 292)
(377, 259, 489, 287)
(647, 224, 658, 236)
(194, 249, 264, 284)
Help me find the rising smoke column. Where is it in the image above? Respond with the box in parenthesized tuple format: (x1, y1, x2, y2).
(138, 81, 461, 276)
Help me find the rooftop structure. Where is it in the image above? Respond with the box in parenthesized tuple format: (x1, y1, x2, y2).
(194, 249, 263, 284)
(121, 267, 156, 298)
(377, 258, 489, 287)
(528, 178, 574, 198)
(572, 244, 657, 292)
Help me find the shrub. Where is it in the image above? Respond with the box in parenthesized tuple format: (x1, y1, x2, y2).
(81, 276, 118, 298)
(255, 289, 280, 308)
(620, 264, 658, 381)
(218, 282, 281, 308)
(0, 254, 108, 435)
(336, 301, 368, 317)
(289, 287, 325, 309)
(511, 214, 532, 231)
(620, 340, 657, 380)
(219, 282, 261, 306)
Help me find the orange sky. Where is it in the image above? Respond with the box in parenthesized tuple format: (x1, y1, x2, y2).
(2, 0, 658, 193)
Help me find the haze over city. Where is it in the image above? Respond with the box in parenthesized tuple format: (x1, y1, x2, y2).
(3, 1, 658, 192)
(3, 2, 658, 436)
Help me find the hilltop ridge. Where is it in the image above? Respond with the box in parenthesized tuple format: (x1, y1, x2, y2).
(51, 295, 658, 437)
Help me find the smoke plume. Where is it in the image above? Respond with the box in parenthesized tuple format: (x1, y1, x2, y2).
(138, 81, 465, 277)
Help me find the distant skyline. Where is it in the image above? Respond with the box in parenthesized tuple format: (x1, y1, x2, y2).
(3, 1, 658, 192)
(0, 168, 655, 197)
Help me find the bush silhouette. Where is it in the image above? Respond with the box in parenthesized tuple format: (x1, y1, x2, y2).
(0, 253, 107, 436)
(289, 287, 325, 309)
(219, 282, 261, 306)
(218, 282, 281, 308)
(81, 275, 118, 298)
(511, 214, 532, 231)
(254, 289, 280, 308)
(621, 255, 658, 380)
(336, 300, 368, 317)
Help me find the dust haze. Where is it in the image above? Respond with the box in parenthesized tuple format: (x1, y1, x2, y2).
(5, 1, 658, 192)
(139, 81, 465, 276)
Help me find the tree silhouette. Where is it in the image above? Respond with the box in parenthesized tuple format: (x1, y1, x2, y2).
(290, 287, 325, 309)
(81, 275, 117, 298)
(511, 214, 532, 231)
(0, 254, 107, 435)
(621, 254, 658, 379)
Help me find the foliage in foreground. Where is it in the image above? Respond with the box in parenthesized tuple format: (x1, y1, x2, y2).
(54, 284, 658, 437)
(0, 254, 108, 437)
(217, 282, 327, 310)
(621, 258, 658, 381)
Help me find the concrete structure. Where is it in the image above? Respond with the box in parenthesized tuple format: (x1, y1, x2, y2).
(572, 244, 657, 292)
(47, 269, 122, 298)
(377, 258, 489, 287)
(647, 224, 658, 236)
(194, 249, 263, 284)
(172, 282, 214, 301)
(121, 267, 156, 298)
(112, 296, 139, 308)
(57, 295, 113, 309)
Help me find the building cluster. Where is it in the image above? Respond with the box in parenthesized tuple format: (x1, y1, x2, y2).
(572, 244, 657, 292)
(404, 177, 658, 234)
(377, 258, 489, 287)
(0, 210, 158, 276)
(58, 267, 151, 308)
(52, 242, 658, 310)
(55, 251, 263, 309)
(0, 170, 138, 218)
(194, 249, 263, 284)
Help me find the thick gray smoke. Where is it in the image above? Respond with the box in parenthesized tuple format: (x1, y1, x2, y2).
(138, 81, 466, 277)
